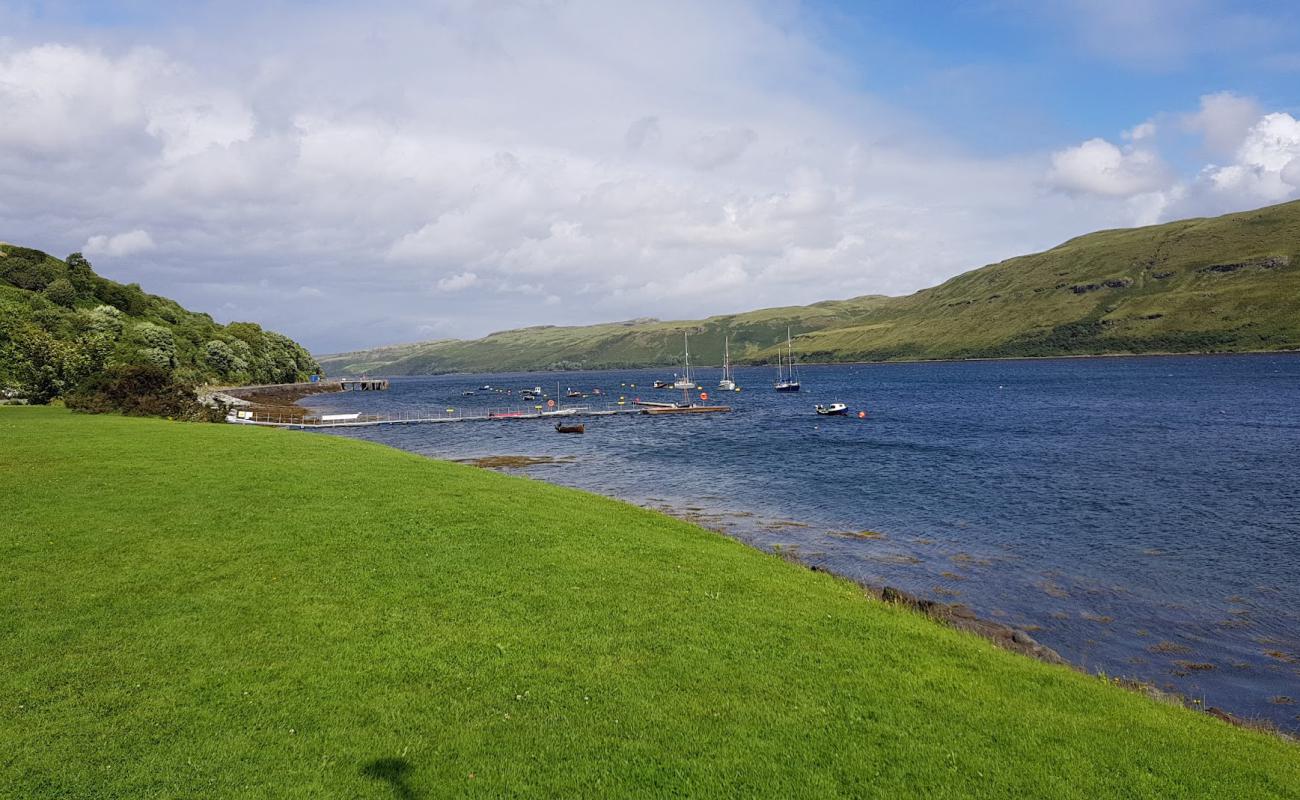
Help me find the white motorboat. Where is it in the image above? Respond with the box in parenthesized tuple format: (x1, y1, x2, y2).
(815, 403, 848, 416)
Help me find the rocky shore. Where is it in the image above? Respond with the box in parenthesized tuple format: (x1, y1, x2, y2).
(209, 380, 345, 420)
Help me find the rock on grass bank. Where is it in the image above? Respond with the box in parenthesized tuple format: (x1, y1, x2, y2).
(2, 407, 1297, 798)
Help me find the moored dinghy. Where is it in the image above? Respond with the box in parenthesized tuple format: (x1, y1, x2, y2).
(815, 403, 848, 416)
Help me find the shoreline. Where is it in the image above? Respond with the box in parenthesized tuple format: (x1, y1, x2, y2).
(280, 367, 1298, 738)
(318, 346, 1300, 379)
(442, 452, 1295, 740)
(10, 404, 1297, 796)
(637, 501, 1294, 740)
(211, 380, 346, 420)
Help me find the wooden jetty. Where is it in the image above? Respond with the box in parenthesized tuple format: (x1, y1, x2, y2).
(228, 405, 643, 429)
(641, 405, 731, 415)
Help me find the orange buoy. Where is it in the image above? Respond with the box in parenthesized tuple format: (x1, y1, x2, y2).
(858, 411, 867, 419)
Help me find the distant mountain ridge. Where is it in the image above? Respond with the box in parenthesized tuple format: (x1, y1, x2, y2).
(319, 198, 1300, 376)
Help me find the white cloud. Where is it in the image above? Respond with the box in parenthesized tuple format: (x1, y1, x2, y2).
(83, 230, 156, 258)
(1194, 113, 1300, 203)
(1, 2, 1296, 353)
(683, 127, 758, 170)
(436, 272, 479, 292)
(1046, 138, 1171, 197)
(1182, 91, 1262, 156)
(1124, 121, 1158, 142)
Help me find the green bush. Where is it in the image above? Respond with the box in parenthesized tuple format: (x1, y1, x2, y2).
(65, 364, 221, 421)
(42, 278, 78, 308)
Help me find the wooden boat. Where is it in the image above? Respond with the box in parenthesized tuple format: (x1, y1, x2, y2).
(773, 327, 801, 392)
(554, 422, 585, 433)
(815, 403, 848, 416)
(641, 405, 731, 415)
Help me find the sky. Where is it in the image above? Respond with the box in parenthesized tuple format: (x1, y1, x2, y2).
(2, 1, 1299, 353)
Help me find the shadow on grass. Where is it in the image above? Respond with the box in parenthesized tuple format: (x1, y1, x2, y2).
(361, 757, 419, 799)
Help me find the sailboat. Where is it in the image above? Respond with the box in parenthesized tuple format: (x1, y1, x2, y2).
(718, 335, 738, 391)
(773, 327, 801, 392)
(672, 332, 698, 390)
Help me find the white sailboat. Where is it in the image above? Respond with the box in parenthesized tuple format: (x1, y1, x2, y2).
(773, 327, 801, 392)
(718, 335, 737, 391)
(672, 332, 698, 390)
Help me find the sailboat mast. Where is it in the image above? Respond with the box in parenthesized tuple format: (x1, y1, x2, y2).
(684, 332, 691, 382)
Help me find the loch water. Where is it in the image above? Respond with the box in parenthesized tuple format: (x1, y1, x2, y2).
(301, 354, 1300, 731)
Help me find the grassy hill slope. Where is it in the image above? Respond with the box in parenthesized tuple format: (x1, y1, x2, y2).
(0, 245, 319, 399)
(3, 406, 1297, 798)
(320, 200, 1300, 375)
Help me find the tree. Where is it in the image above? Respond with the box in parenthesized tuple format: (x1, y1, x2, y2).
(204, 339, 247, 378)
(65, 252, 97, 295)
(132, 322, 177, 371)
(0, 323, 94, 404)
(43, 277, 78, 308)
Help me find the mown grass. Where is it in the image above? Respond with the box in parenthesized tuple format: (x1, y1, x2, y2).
(2, 407, 1298, 798)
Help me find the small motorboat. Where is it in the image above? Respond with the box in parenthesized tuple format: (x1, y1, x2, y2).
(462, 390, 476, 396)
(653, 380, 673, 389)
(566, 389, 584, 398)
(815, 403, 848, 416)
(479, 385, 492, 391)
(554, 422, 585, 434)
(522, 392, 537, 401)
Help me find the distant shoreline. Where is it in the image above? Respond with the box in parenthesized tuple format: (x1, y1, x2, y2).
(319, 347, 1300, 379)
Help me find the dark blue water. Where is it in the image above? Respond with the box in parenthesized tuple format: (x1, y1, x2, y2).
(301, 354, 1300, 731)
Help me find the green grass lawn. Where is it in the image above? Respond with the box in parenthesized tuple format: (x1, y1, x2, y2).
(2, 407, 1297, 798)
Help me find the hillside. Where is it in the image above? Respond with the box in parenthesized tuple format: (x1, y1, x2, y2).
(4, 406, 1298, 797)
(320, 200, 1300, 375)
(0, 245, 319, 401)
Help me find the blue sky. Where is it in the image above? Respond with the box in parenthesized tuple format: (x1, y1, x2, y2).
(1, 1, 1298, 351)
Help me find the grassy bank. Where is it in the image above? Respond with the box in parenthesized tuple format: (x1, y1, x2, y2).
(319, 200, 1300, 376)
(2, 407, 1297, 798)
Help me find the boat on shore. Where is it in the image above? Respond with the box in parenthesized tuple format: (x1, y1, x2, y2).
(774, 327, 801, 392)
(815, 403, 848, 416)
